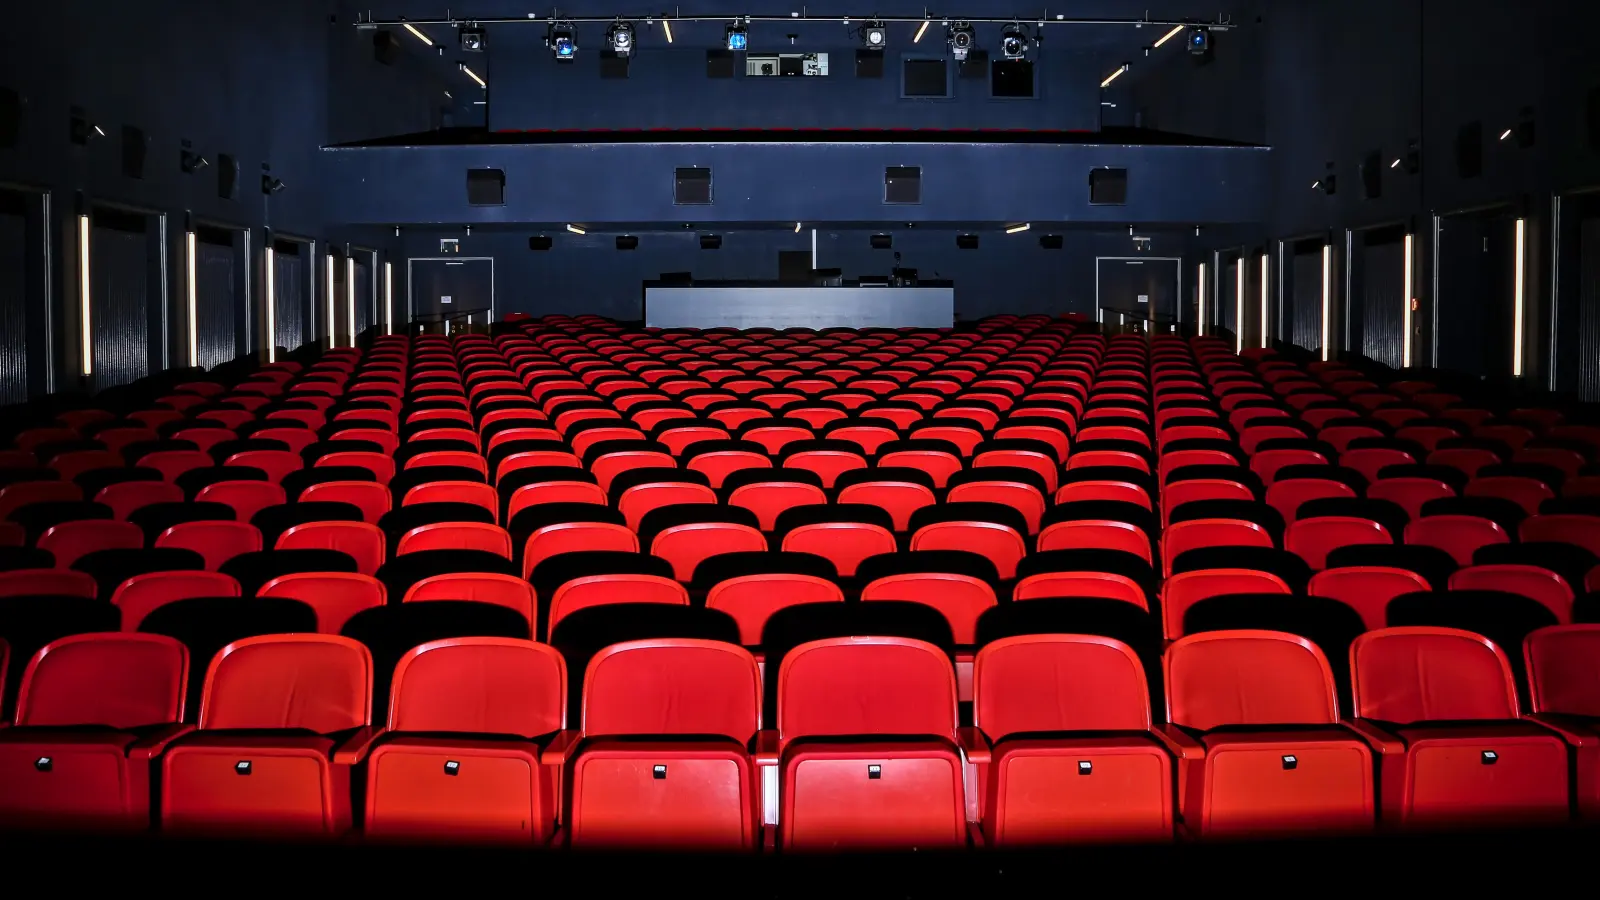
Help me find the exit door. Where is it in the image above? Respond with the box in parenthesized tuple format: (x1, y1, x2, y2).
(409, 258, 494, 331)
(1097, 257, 1180, 327)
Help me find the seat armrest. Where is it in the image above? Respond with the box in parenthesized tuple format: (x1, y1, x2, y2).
(753, 730, 781, 765)
(333, 726, 385, 765)
(1528, 713, 1600, 747)
(956, 727, 991, 765)
(128, 724, 196, 761)
(1341, 718, 1405, 756)
(1151, 724, 1204, 761)
(540, 729, 581, 766)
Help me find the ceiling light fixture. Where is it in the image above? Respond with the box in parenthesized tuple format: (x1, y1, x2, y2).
(1006, 223, 1031, 234)
(914, 20, 930, 42)
(459, 63, 486, 88)
(402, 23, 433, 46)
(566, 224, 587, 235)
(1101, 63, 1130, 88)
(1154, 24, 1184, 47)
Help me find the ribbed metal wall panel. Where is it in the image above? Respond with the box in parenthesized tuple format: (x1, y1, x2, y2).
(196, 240, 237, 371)
(354, 260, 372, 336)
(274, 250, 305, 353)
(1361, 240, 1405, 368)
(1579, 219, 1600, 401)
(91, 225, 150, 391)
(1220, 258, 1239, 336)
(0, 209, 28, 404)
(1291, 250, 1322, 353)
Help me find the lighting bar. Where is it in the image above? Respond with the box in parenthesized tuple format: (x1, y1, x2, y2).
(346, 256, 356, 348)
(459, 64, 486, 88)
(914, 20, 930, 42)
(1154, 24, 1184, 47)
(186, 231, 199, 366)
(1500, 128, 1513, 141)
(1005, 223, 1031, 234)
(403, 23, 434, 45)
(1260, 253, 1270, 349)
(1235, 257, 1244, 354)
(566, 224, 587, 235)
(1513, 217, 1526, 377)
(794, 222, 802, 233)
(663, 19, 673, 42)
(264, 246, 277, 363)
(384, 261, 393, 335)
(326, 254, 336, 344)
(1101, 64, 1129, 88)
(78, 214, 92, 376)
(1402, 233, 1414, 367)
(1320, 244, 1332, 362)
(1197, 262, 1207, 337)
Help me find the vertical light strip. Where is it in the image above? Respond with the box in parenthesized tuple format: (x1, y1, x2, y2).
(1234, 258, 1245, 353)
(1513, 217, 1527, 377)
(185, 231, 199, 366)
(1402, 233, 1415, 368)
(1259, 253, 1270, 348)
(326, 254, 336, 345)
(1321, 244, 1333, 362)
(384, 261, 393, 335)
(345, 257, 356, 348)
(1197, 262, 1207, 337)
(78, 214, 92, 376)
(264, 246, 277, 363)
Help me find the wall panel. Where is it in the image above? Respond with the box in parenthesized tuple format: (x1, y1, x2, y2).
(90, 219, 152, 391)
(196, 233, 238, 370)
(0, 197, 28, 404)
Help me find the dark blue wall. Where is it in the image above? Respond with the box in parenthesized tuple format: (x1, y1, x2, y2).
(399, 226, 1191, 322)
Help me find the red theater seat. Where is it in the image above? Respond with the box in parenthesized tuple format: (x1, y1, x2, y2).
(155, 521, 263, 572)
(548, 575, 689, 636)
(566, 640, 762, 848)
(1350, 627, 1568, 827)
(971, 635, 1172, 844)
(779, 522, 896, 577)
(775, 638, 968, 850)
(37, 520, 144, 569)
(365, 638, 565, 843)
(1306, 566, 1431, 631)
(650, 523, 767, 582)
(860, 573, 997, 645)
(910, 521, 1026, 580)
(1163, 631, 1374, 838)
(160, 635, 376, 836)
(257, 573, 386, 634)
(277, 522, 386, 576)
(706, 574, 846, 645)
(397, 523, 513, 559)
(111, 571, 242, 631)
(0, 634, 189, 829)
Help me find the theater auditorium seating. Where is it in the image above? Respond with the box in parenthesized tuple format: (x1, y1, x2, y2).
(1, 313, 1597, 847)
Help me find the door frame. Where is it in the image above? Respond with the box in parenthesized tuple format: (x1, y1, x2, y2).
(1094, 256, 1181, 331)
(407, 256, 496, 331)
(265, 232, 319, 358)
(188, 217, 253, 367)
(1342, 219, 1410, 369)
(1431, 201, 1518, 379)
(80, 198, 170, 386)
(0, 181, 53, 397)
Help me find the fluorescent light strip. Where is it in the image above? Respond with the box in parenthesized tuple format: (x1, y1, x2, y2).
(384, 261, 393, 335)
(403, 23, 433, 46)
(1005, 223, 1031, 234)
(794, 222, 802, 233)
(1197, 262, 1207, 337)
(78, 215, 92, 376)
(1260, 253, 1270, 349)
(1101, 64, 1129, 88)
(1154, 24, 1184, 47)
(264, 246, 276, 363)
(1321, 244, 1333, 362)
(346, 257, 356, 348)
(1235, 257, 1245, 354)
(1513, 218, 1526, 377)
(186, 231, 199, 366)
(461, 65, 486, 88)
(326, 254, 336, 345)
(1402, 233, 1414, 367)
(1500, 128, 1513, 141)
(914, 20, 930, 42)
(663, 19, 673, 42)
(566, 224, 587, 235)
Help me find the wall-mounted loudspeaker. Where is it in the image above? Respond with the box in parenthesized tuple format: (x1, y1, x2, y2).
(870, 234, 892, 249)
(529, 236, 553, 251)
(373, 30, 400, 66)
(466, 168, 505, 206)
(885, 166, 921, 204)
(675, 167, 712, 205)
(1089, 167, 1128, 205)
(856, 49, 885, 78)
(1360, 151, 1382, 200)
(121, 125, 147, 180)
(1039, 234, 1064, 250)
(706, 50, 736, 78)
(956, 234, 980, 250)
(1588, 87, 1600, 153)
(217, 154, 238, 199)
(0, 86, 18, 148)
(615, 235, 638, 250)
(700, 234, 722, 250)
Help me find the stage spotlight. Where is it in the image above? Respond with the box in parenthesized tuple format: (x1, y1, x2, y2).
(947, 22, 974, 61)
(1001, 25, 1028, 59)
(863, 21, 887, 48)
(1187, 26, 1212, 56)
(607, 21, 635, 56)
(725, 23, 748, 51)
(548, 23, 576, 61)
(460, 24, 485, 52)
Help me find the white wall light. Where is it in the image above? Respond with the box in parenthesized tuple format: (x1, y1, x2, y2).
(264, 245, 277, 363)
(345, 256, 356, 348)
(383, 261, 393, 335)
(1402, 233, 1415, 368)
(1320, 244, 1333, 362)
(1259, 253, 1270, 348)
(78, 214, 92, 376)
(1197, 262, 1207, 337)
(1234, 257, 1245, 353)
(1513, 218, 1527, 377)
(185, 231, 199, 366)
(326, 254, 336, 345)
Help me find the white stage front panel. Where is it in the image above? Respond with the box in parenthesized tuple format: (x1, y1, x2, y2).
(644, 286, 955, 330)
